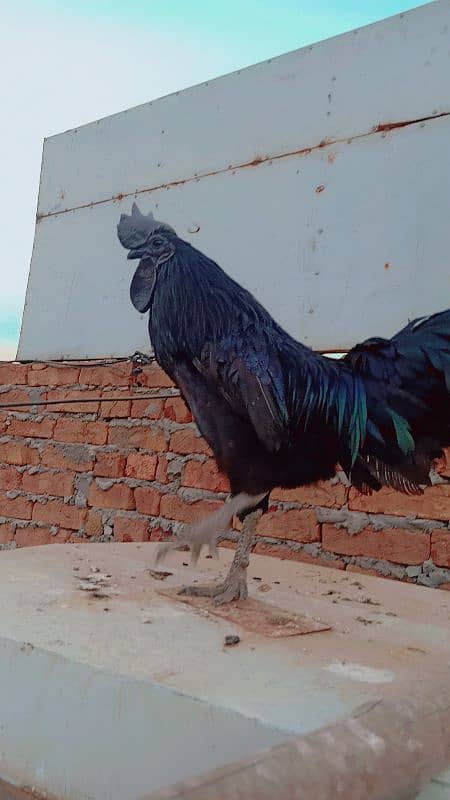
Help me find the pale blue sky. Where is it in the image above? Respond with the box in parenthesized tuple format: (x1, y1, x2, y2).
(0, 0, 419, 358)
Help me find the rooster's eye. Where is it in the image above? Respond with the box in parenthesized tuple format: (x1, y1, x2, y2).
(152, 237, 164, 249)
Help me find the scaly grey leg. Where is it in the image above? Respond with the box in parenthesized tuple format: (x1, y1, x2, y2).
(179, 507, 263, 605)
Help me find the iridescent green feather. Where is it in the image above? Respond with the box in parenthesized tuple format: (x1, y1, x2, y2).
(388, 409, 415, 455)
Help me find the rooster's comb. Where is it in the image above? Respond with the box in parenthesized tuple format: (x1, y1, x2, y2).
(117, 203, 175, 250)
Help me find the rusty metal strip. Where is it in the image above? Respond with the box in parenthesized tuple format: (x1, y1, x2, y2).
(36, 111, 450, 222)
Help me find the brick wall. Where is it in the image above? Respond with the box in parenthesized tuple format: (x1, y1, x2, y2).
(0, 360, 449, 589)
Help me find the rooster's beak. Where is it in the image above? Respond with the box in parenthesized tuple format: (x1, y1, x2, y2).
(127, 247, 146, 260)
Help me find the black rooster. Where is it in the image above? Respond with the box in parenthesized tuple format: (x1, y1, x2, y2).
(118, 203, 450, 604)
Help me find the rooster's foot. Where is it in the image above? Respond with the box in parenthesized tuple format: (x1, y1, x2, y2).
(178, 568, 248, 606)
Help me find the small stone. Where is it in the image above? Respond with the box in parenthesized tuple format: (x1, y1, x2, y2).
(224, 635, 240, 647)
(148, 569, 173, 581)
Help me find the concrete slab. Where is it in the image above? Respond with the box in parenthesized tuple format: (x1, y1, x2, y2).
(0, 543, 449, 799)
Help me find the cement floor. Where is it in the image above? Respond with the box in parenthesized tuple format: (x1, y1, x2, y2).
(0, 542, 448, 798)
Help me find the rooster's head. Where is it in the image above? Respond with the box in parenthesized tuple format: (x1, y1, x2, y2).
(117, 202, 176, 313)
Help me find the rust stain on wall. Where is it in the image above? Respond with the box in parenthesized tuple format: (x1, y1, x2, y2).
(36, 110, 450, 223)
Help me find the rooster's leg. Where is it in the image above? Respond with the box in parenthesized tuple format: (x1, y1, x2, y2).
(178, 507, 263, 605)
(155, 492, 267, 565)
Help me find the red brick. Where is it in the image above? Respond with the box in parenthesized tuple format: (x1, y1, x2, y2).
(170, 429, 212, 456)
(149, 527, 168, 542)
(0, 441, 40, 467)
(257, 509, 320, 543)
(79, 362, 133, 387)
(28, 366, 80, 387)
(46, 389, 100, 414)
(160, 494, 222, 524)
(88, 481, 135, 510)
(142, 427, 168, 453)
(0, 466, 22, 491)
(322, 524, 430, 565)
(349, 485, 450, 522)
(134, 487, 162, 516)
(130, 398, 164, 419)
(15, 526, 53, 547)
(164, 397, 192, 424)
(135, 364, 175, 388)
(0, 492, 33, 520)
(100, 391, 131, 418)
(22, 469, 75, 497)
(94, 452, 126, 478)
(52, 528, 77, 543)
(431, 530, 450, 568)
(32, 499, 86, 529)
(41, 444, 93, 473)
(253, 541, 345, 569)
(0, 390, 39, 412)
(271, 481, 347, 508)
(0, 363, 28, 385)
(0, 522, 15, 544)
(114, 515, 149, 542)
(126, 453, 158, 480)
(436, 448, 450, 478)
(84, 509, 104, 537)
(156, 455, 169, 484)
(108, 425, 167, 451)
(54, 418, 108, 446)
(182, 459, 230, 493)
(15, 526, 73, 547)
(0, 413, 8, 435)
(7, 417, 56, 439)
(0, 441, 39, 467)
(27, 364, 46, 373)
